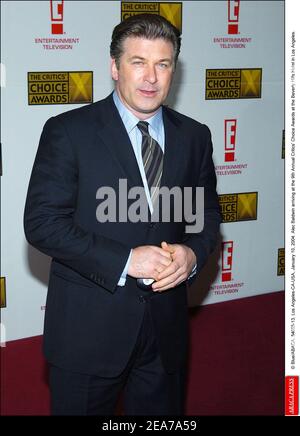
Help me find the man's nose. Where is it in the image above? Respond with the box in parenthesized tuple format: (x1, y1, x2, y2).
(144, 64, 157, 84)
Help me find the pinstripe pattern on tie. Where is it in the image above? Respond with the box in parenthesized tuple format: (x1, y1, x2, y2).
(137, 121, 163, 207)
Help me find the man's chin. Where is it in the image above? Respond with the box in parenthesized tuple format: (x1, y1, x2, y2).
(135, 104, 161, 114)
(134, 95, 163, 113)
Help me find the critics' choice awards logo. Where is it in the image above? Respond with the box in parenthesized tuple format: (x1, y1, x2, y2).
(213, 0, 252, 48)
(28, 72, 93, 105)
(219, 192, 258, 223)
(0, 277, 6, 308)
(121, 2, 182, 31)
(206, 69, 262, 100)
(215, 119, 248, 176)
(277, 248, 284, 276)
(34, 1, 80, 50)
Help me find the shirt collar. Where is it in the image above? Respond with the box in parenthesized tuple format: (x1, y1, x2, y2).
(113, 91, 163, 135)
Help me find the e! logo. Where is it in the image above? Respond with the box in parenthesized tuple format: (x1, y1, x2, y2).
(50, 0, 64, 34)
(222, 241, 233, 282)
(228, 0, 240, 34)
(225, 119, 237, 162)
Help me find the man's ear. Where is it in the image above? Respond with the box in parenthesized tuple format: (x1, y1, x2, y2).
(111, 58, 119, 81)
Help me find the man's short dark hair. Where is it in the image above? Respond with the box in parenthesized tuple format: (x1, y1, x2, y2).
(110, 13, 181, 68)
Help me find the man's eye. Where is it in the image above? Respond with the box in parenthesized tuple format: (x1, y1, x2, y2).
(159, 63, 168, 68)
(133, 61, 143, 65)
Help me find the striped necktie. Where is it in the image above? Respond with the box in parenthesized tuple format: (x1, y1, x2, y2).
(137, 121, 164, 207)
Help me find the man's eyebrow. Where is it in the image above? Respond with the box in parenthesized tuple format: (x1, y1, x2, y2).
(128, 56, 172, 63)
(128, 56, 146, 61)
(157, 58, 172, 63)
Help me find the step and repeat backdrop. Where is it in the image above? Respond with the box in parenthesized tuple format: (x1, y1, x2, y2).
(1, 0, 284, 342)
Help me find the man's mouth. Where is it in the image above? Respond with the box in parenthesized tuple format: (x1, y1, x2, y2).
(138, 89, 158, 97)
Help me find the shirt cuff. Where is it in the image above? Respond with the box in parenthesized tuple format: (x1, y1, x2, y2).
(188, 263, 197, 280)
(117, 249, 132, 286)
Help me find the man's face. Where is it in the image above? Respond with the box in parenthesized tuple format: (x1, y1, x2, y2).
(111, 37, 175, 120)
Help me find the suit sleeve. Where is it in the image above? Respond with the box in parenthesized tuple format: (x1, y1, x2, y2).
(24, 116, 131, 293)
(183, 124, 221, 274)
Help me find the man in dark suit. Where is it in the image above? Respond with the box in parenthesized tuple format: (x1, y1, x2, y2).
(24, 14, 221, 415)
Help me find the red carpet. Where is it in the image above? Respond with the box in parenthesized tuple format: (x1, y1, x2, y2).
(1, 291, 284, 415)
(186, 291, 284, 415)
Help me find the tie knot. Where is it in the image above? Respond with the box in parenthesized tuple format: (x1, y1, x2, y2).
(137, 121, 149, 136)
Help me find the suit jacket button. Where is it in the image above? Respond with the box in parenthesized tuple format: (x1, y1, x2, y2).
(139, 295, 146, 303)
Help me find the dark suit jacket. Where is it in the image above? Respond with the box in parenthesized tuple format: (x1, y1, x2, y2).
(24, 93, 221, 377)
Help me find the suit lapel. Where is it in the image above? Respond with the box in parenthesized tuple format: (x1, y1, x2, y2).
(161, 107, 184, 189)
(95, 96, 185, 191)
(96, 95, 143, 188)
